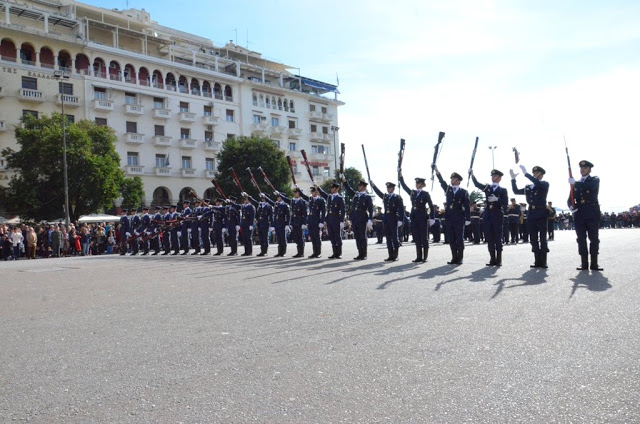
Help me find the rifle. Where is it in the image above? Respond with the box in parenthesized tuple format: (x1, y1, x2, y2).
(286, 156, 297, 186)
(513, 147, 520, 164)
(228, 167, 244, 192)
(300, 149, 315, 184)
(340, 143, 346, 175)
(361, 144, 371, 181)
(431, 131, 445, 190)
(397, 138, 406, 174)
(467, 136, 479, 188)
(246, 167, 262, 193)
(257, 166, 278, 193)
(210, 179, 227, 200)
(564, 137, 575, 208)
(190, 190, 209, 205)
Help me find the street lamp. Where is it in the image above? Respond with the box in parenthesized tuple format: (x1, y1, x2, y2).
(54, 70, 71, 227)
(331, 125, 339, 176)
(488, 146, 497, 169)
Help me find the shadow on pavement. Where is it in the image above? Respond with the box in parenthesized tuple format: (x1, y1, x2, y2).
(491, 268, 548, 299)
(569, 271, 611, 298)
(433, 266, 499, 291)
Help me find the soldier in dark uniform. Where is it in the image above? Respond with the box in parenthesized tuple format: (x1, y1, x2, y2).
(199, 200, 212, 255)
(519, 203, 529, 243)
(211, 198, 226, 256)
(435, 167, 471, 265)
(306, 186, 326, 258)
(470, 203, 482, 244)
(371, 180, 405, 262)
(128, 208, 139, 255)
(373, 207, 384, 244)
(247, 193, 273, 257)
(225, 196, 240, 256)
(317, 181, 346, 259)
(342, 177, 374, 260)
(547, 201, 556, 240)
(138, 206, 151, 255)
(511, 164, 550, 268)
(150, 206, 163, 255)
(431, 206, 442, 243)
(280, 187, 308, 258)
(168, 205, 180, 255)
(160, 205, 171, 255)
(569, 160, 603, 271)
(119, 209, 130, 256)
(398, 173, 435, 263)
(190, 199, 202, 255)
(507, 198, 521, 244)
(272, 193, 291, 257)
(236, 194, 255, 256)
(470, 169, 509, 266)
(180, 200, 192, 255)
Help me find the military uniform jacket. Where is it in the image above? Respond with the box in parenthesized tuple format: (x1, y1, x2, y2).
(511, 174, 549, 219)
(225, 204, 240, 227)
(569, 175, 600, 218)
(307, 196, 326, 226)
(471, 175, 508, 218)
(507, 204, 521, 223)
(151, 213, 163, 231)
(398, 176, 435, 223)
(119, 215, 130, 233)
(371, 183, 405, 225)
(212, 206, 226, 228)
(343, 180, 373, 224)
(273, 201, 291, 228)
(199, 207, 213, 227)
(252, 200, 273, 229)
(280, 194, 307, 226)
(317, 187, 346, 223)
(437, 173, 471, 221)
(240, 203, 256, 227)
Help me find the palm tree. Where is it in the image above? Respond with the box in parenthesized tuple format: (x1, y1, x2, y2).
(470, 190, 485, 206)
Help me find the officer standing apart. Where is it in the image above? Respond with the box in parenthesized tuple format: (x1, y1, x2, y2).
(342, 176, 374, 260)
(511, 164, 550, 268)
(371, 180, 405, 262)
(317, 181, 346, 259)
(569, 160, 603, 271)
(470, 169, 508, 266)
(435, 166, 471, 265)
(398, 173, 435, 263)
(306, 186, 326, 258)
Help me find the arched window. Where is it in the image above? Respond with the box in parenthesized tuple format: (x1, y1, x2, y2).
(40, 46, 54, 68)
(19, 43, 36, 65)
(0, 38, 17, 61)
(152, 70, 163, 88)
(190, 78, 200, 95)
(75, 53, 90, 75)
(108, 60, 121, 81)
(283, 97, 289, 112)
(289, 100, 295, 112)
(165, 73, 176, 91)
(124, 64, 136, 83)
(152, 187, 172, 208)
(265, 96, 271, 108)
(252, 93, 258, 106)
(58, 50, 72, 70)
(178, 75, 188, 93)
(224, 85, 233, 101)
(213, 83, 222, 100)
(202, 81, 212, 97)
(139, 67, 150, 86)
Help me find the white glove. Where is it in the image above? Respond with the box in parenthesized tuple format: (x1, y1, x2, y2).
(487, 194, 499, 202)
(366, 219, 373, 229)
(339, 173, 345, 180)
(126, 232, 131, 237)
(468, 168, 473, 175)
(397, 221, 403, 228)
(259, 192, 266, 198)
(319, 223, 324, 229)
(294, 184, 298, 189)
(274, 191, 279, 196)
(340, 222, 345, 229)
(568, 177, 575, 185)
(177, 231, 182, 237)
(249, 225, 253, 230)
(428, 219, 435, 226)
(222, 228, 227, 235)
(286, 225, 292, 231)
(302, 224, 307, 230)
(134, 231, 139, 236)
(235, 225, 240, 231)
(569, 207, 578, 214)
(268, 227, 274, 232)
(519, 164, 527, 174)
(509, 169, 518, 179)
(241, 191, 247, 197)
(197, 215, 202, 220)
(465, 220, 471, 226)
(225, 199, 230, 204)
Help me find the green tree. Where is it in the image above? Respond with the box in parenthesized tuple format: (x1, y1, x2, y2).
(215, 135, 292, 198)
(470, 190, 485, 206)
(1, 113, 124, 222)
(120, 176, 145, 211)
(321, 167, 365, 208)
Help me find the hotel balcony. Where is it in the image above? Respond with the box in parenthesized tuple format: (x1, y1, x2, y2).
(18, 88, 44, 103)
(270, 125, 287, 136)
(251, 122, 269, 134)
(310, 132, 323, 141)
(125, 165, 144, 175)
(152, 136, 172, 147)
(124, 133, 145, 144)
(205, 170, 217, 179)
(178, 112, 197, 123)
(287, 128, 303, 138)
(181, 168, 197, 177)
(124, 104, 144, 116)
(92, 99, 114, 111)
(154, 167, 172, 176)
(180, 138, 198, 149)
(57, 94, 80, 107)
(203, 140, 222, 151)
(152, 108, 171, 119)
(309, 111, 323, 121)
(203, 115, 219, 125)
(321, 113, 335, 123)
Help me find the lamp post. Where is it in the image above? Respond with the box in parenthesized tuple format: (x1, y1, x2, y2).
(488, 146, 497, 169)
(331, 125, 339, 176)
(54, 70, 71, 227)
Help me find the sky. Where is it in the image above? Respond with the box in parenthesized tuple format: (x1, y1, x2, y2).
(84, 0, 640, 212)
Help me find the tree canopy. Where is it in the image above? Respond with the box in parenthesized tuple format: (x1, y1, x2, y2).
(321, 167, 365, 208)
(120, 176, 144, 211)
(214, 136, 292, 198)
(1, 113, 124, 222)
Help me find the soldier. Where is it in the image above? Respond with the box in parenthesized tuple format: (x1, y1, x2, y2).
(225, 196, 240, 256)
(211, 198, 226, 256)
(306, 186, 326, 258)
(435, 167, 471, 265)
(190, 199, 202, 255)
(150, 206, 163, 255)
(129, 208, 140, 255)
(180, 200, 192, 255)
(247, 193, 273, 256)
(511, 164, 550, 268)
(160, 205, 171, 255)
(398, 173, 435, 263)
(280, 187, 308, 258)
(470, 203, 481, 244)
(569, 160, 603, 271)
(138, 206, 151, 256)
(431, 205, 442, 243)
(470, 169, 508, 266)
(507, 198, 521, 244)
(119, 208, 130, 256)
(373, 207, 384, 244)
(342, 177, 374, 260)
(547, 201, 556, 240)
(199, 199, 212, 255)
(272, 192, 291, 257)
(519, 203, 529, 243)
(371, 180, 405, 262)
(236, 194, 255, 256)
(317, 181, 346, 259)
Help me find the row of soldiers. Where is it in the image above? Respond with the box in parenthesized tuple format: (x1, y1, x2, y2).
(117, 160, 602, 271)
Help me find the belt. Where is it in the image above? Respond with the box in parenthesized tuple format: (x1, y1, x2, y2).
(508, 214, 519, 217)
(530, 205, 546, 209)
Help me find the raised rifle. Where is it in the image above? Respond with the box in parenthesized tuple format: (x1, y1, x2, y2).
(564, 137, 575, 208)
(513, 147, 520, 164)
(467, 136, 479, 188)
(228, 167, 244, 192)
(286, 156, 297, 186)
(210, 179, 227, 200)
(300, 149, 315, 184)
(361, 144, 371, 181)
(246, 167, 262, 193)
(340, 143, 346, 176)
(257, 166, 278, 193)
(431, 131, 445, 190)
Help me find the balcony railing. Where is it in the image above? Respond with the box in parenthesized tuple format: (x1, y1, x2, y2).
(181, 168, 196, 177)
(124, 104, 144, 115)
(322, 113, 335, 122)
(309, 111, 323, 121)
(180, 138, 197, 149)
(310, 131, 323, 141)
(125, 165, 144, 175)
(203, 140, 222, 151)
(154, 167, 171, 176)
(205, 170, 217, 178)
(124, 133, 145, 144)
(287, 128, 302, 138)
(18, 88, 44, 102)
(251, 122, 269, 134)
(179, 112, 197, 123)
(58, 94, 80, 107)
(152, 108, 171, 119)
(203, 115, 219, 125)
(92, 99, 114, 111)
(152, 136, 172, 147)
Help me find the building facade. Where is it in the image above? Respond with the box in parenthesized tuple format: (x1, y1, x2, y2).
(0, 0, 342, 210)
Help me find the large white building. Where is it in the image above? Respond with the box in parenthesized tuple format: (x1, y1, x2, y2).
(0, 0, 342, 209)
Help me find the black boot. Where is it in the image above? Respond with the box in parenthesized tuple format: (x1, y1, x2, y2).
(540, 251, 548, 269)
(456, 249, 464, 265)
(293, 246, 304, 258)
(590, 254, 603, 271)
(530, 252, 540, 268)
(422, 247, 428, 263)
(496, 251, 502, 267)
(486, 251, 497, 266)
(213, 250, 223, 256)
(447, 250, 458, 265)
(393, 248, 399, 261)
(335, 246, 342, 259)
(328, 246, 336, 259)
(412, 246, 423, 263)
(384, 248, 394, 262)
(274, 246, 283, 257)
(577, 254, 589, 270)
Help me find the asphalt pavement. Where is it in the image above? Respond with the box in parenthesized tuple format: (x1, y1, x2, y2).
(1, 228, 638, 423)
